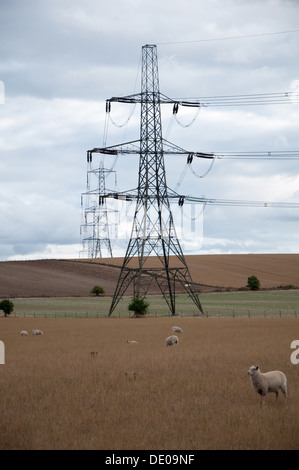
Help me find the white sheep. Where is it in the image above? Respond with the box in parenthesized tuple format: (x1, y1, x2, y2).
(32, 329, 44, 335)
(165, 335, 179, 346)
(248, 365, 287, 406)
(172, 326, 183, 333)
(20, 330, 28, 336)
(125, 340, 138, 344)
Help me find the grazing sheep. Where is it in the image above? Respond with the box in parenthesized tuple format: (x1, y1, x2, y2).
(165, 335, 179, 346)
(172, 326, 183, 333)
(20, 330, 28, 336)
(125, 340, 138, 344)
(248, 365, 287, 406)
(32, 329, 44, 335)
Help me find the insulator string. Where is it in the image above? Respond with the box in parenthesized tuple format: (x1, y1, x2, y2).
(173, 104, 201, 127)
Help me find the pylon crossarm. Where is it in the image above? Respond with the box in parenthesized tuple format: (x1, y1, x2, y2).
(89, 140, 140, 155)
(107, 93, 202, 108)
(162, 139, 214, 157)
(89, 140, 214, 158)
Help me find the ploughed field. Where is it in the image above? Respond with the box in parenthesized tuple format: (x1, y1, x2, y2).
(0, 253, 299, 298)
(0, 316, 298, 450)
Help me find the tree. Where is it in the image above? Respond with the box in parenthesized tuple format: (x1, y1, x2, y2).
(91, 285, 105, 296)
(0, 299, 14, 316)
(247, 275, 260, 291)
(128, 297, 149, 317)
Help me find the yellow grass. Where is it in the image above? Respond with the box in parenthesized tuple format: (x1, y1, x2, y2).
(0, 316, 299, 450)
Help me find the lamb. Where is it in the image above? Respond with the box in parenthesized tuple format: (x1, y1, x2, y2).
(172, 326, 183, 333)
(32, 329, 44, 335)
(20, 330, 28, 336)
(165, 335, 179, 346)
(248, 365, 287, 406)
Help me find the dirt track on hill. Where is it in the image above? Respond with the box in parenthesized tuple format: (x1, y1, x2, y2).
(0, 254, 298, 298)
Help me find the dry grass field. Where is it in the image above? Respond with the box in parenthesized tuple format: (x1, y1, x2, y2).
(0, 316, 299, 450)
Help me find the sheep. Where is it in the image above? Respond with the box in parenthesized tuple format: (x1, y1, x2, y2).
(172, 326, 183, 333)
(248, 365, 287, 406)
(165, 335, 179, 346)
(125, 340, 138, 344)
(32, 329, 44, 335)
(20, 330, 28, 336)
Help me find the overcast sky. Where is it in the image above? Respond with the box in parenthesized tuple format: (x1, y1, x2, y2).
(0, 0, 299, 260)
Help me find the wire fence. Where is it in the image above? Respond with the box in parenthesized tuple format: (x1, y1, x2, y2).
(10, 308, 299, 319)
(8, 290, 299, 319)
(202, 308, 298, 318)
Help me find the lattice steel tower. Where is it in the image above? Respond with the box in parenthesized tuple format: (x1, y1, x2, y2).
(80, 151, 114, 258)
(100, 44, 205, 316)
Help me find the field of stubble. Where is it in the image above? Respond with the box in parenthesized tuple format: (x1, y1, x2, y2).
(0, 316, 298, 450)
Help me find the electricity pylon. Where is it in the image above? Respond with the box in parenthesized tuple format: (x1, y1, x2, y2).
(80, 151, 114, 258)
(93, 44, 210, 316)
(86, 44, 299, 296)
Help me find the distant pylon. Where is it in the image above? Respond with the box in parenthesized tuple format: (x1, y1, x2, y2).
(80, 151, 114, 258)
(105, 44, 204, 316)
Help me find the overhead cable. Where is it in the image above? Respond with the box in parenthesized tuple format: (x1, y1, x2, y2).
(174, 91, 299, 107)
(157, 29, 299, 46)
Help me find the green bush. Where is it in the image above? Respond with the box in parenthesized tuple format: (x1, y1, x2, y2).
(0, 299, 14, 316)
(247, 275, 260, 291)
(90, 285, 105, 296)
(128, 297, 149, 316)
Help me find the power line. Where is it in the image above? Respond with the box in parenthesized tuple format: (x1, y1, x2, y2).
(101, 191, 299, 210)
(157, 29, 299, 46)
(207, 151, 299, 160)
(108, 90, 299, 106)
(185, 196, 299, 209)
(172, 92, 299, 106)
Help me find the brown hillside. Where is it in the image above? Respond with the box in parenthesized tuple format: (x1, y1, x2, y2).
(0, 254, 298, 298)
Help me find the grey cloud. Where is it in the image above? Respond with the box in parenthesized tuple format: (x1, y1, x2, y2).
(0, 0, 299, 259)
